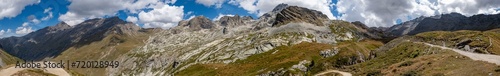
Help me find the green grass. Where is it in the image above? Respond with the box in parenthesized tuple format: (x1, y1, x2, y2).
(415, 29, 500, 55)
(347, 42, 430, 75)
(51, 31, 156, 76)
(177, 40, 384, 76)
(0, 49, 22, 67)
(177, 42, 333, 76)
(398, 61, 414, 67)
(347, 41, 500, 76)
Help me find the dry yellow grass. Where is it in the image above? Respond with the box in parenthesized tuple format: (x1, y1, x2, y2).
(0, 49, 22, 67)
(177, 40, 384, 76)
(177, 42, 334, 76)
(51, 30, 157, 76)
(349, 41, 500, 76)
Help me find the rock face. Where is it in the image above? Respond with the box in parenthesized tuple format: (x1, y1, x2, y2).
(47, 22, 71, 34)
(0, 48, 21, 68)
(273, 6, 329, 27)
(183, 16, 216, 31)
(386, 12, 500, 36)
(218, 15, 253, 27)
(0, 17, 141, 60)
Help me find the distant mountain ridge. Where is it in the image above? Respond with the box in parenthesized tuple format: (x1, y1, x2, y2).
(386, 12, 500, 36)
(0, 17, 142, 61)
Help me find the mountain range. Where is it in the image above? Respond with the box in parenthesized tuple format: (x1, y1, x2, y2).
(1, 3, 500, 76)
(386, 12, 500, 36)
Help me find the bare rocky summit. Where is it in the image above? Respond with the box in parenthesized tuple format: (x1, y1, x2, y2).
(273, 6, 329, 27)
(184, 16, 216, 30)
(218, 15, 253, 27)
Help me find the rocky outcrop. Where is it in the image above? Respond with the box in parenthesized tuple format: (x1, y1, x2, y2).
(182, 16, 216, 31)
(0, 48, 21, 68)
(386, 12, 500, 36)
(259, 3, 289, 20)
(0, 17, 142, 61)
(320, 48, 339, 58)
(253, 3, 330, 30)
(272, 6, 329, 27)
(218, 15, 253, 27)
(46, 22, 71, 34)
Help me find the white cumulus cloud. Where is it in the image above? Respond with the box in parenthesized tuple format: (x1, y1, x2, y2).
(6, 29, 11, 33)
(436, 0, 500, 16)
(0, 30, 5, 36)
(41, 7, 53, 21)
(138, 4, 184, 29)
(0, 29, 14, 38)
(22, 22, 30, 27)
(0, 0, 40, 20)
(196, 0, 225, 8)
(187, 15, 196, 20)
(59, 0, 177, 26)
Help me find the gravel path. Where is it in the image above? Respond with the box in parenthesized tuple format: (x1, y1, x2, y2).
(417, 42, 500, 65)
(314, 70, 353, 76)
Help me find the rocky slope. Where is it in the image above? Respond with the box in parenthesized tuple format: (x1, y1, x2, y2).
(0, 16, 156, 75)
(108, 4, 376, 76)
(0, 48, 21, 68)
(386, 12, 500, 36)
(346, 29, 500, 76)
(272, 5, 329, 27)
(217, 14, 253, 28)
(0, 17, 142, 61)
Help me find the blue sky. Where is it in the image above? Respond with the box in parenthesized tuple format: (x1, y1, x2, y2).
(0, 0, 499, 38)
(0, 0, 275, 37)
(0, 0, 261, 34)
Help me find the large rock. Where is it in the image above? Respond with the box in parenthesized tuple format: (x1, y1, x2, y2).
(46, 22, 71, 34)
(272, 5, 329, 27)
(184, 16, 216, 31)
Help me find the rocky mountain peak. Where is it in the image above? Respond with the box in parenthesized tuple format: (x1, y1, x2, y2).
(104, 16, 127, 24)
(47, 22, 71, 32)
(446, 12, 466, 17)
(272, 3, 289, 13)
(258, 3, 289, 20)
(219, 15, 253, 27)
(272, 6, 329, 27)
(183, 16, 216, 31)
